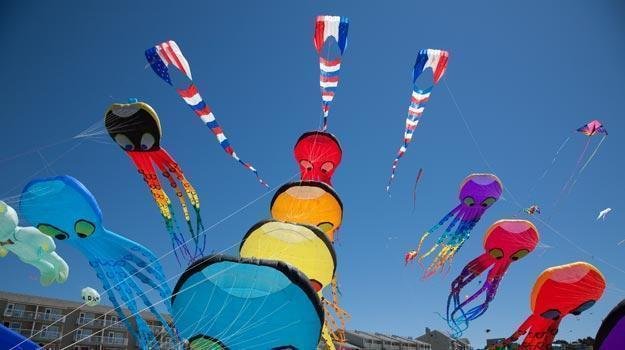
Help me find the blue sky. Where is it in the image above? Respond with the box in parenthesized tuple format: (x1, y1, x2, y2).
(1, 0, 624, 348)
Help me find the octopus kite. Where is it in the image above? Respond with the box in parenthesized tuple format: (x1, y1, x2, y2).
(0, 200, 69, 286)
(492, 262, 605, 350)
(595, 299, 625, 349)
(294, 131, 342, 185)
(19, 175, 178, 349)
(387, 49, 449, 193)
(406, 173, 502, 278)
(146, 40, 268, 187)
(446, 219, 539, 337)
(172, 255, 323, 350)
(105, 101, 203, 263)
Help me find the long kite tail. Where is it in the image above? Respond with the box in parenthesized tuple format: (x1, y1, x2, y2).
(146, 40, 269, 188)
(314, 16, 349, 131)
(387, 49, 449, 193)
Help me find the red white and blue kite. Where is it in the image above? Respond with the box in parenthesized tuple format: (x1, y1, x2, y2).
(313, 16, 349, 131)
(145, 40, 268, 187)
(387, 49, 449, 193)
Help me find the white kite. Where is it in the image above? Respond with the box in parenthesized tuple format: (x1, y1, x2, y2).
(597, 208, 612, 221)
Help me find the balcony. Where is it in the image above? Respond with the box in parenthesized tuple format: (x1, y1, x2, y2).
(35, 312, 65, 323)
(4, 309, 36, 320)
(73, 333, 128, 346)
(33, 330, 62, 341)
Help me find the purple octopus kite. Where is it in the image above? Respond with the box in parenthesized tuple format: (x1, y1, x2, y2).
(405, 173, 503, 278)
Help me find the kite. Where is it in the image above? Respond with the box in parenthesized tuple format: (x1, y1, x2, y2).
(387, 49, 449, 193)
(19, 175, 178, 349)
(413, 168, 424, 212)
(0, 324, 41, 350)
(492, 262, 605, 350)
(270, 181, 343, 242)
(406, 173, 502, 278)
(558, 120, 608, 197)
(313, 16, 349, 131)
(171, 255, 323, 350)
(105, 101, 204, 263)
(446, 220, 539, 337)
(81, 287, 101, 306)
(524, 205, 541, 215)
(145, 40, 267, 187)
(239, 220, 336, 293)
(0, 200, 68, 286)
(597, 208, 612, 221)
(595, 299, 625, 349)
(294, 131, 342, 185)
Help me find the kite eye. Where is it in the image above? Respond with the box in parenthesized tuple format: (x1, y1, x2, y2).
(317, 222, 334, 233)
(74, 219, 95, 238)
(320, 161, 334, 174)
(481, 197, 497, 207)
(300, 160, 313, 171)
(510, 249, 530, 261)
(188, 335, 227, 350)
(570, 300, 596, 316)
(540, 309, 561, 320)
(463, 196, 475, 207)
(140, 133, 155, 151)
(37, 224, 68, 240)
(114, 134, 134, 151)
(488, 248, 504, 260)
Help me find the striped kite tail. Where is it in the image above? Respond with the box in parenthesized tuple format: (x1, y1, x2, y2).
(177, 84, 269, 188)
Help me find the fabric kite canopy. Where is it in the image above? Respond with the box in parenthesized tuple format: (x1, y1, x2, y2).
(240, 219, 336, 293)
(595, 299, 625, 349)
(294, 131, 342, 185)
(171, 255, 324, 350)
(270, 181, 343, 241)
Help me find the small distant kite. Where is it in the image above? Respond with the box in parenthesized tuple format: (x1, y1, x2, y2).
(597, 208, 612, 221)
(524, 205, 541, 215)
(81, 287, 101, 306)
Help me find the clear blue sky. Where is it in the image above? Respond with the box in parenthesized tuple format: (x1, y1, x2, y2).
(1, 1, 624, 348)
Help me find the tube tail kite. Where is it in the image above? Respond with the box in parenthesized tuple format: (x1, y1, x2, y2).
(145, 40, 268, 187)
(387, 49, 449, 193)
(313, 16, 349, 131)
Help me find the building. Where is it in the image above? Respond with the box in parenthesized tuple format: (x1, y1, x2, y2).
(417, 328, 471, 350)
(343, 330, 431, 350)
(0, 291, 174, 350)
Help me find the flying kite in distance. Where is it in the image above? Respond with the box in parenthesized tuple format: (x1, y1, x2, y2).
(597, 208, 612, 221)
(146, 40, 268, 187)
(524, 205, 541, 215)
(491, 262, 605, 350)
(387, 49, 449, 193)
(105, 101, 203, 263)
(313, 16, 349, 131)
(446, 220, 539, 337)
(0, 200, 68, 286)
(406, 173, 502, 278)
(81, 287, 101, 307)
(20, 175, 178, 348)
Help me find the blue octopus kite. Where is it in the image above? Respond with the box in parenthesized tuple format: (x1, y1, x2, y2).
(19, 175, 177, 349)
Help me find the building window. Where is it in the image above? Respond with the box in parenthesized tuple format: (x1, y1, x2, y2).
(4, 303, 14, 316)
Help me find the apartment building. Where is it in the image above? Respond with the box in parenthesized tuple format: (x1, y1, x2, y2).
(343, 330, 432, 350)
(0, 291, 174, 350)
(417, 328, 472, 350)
